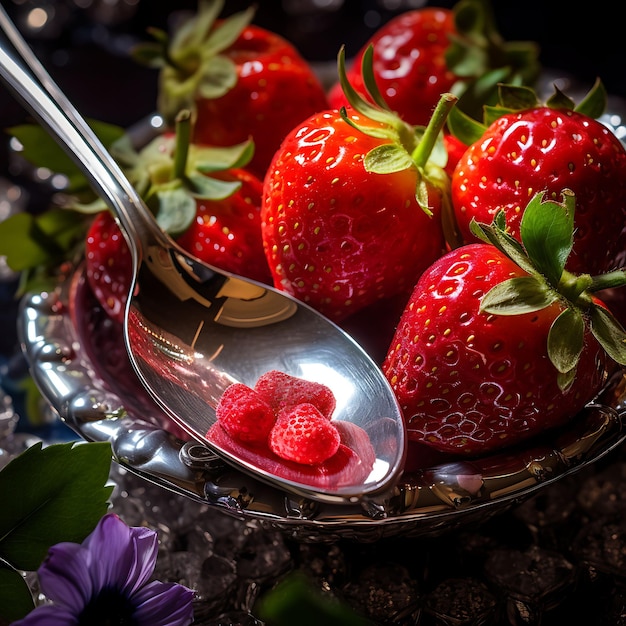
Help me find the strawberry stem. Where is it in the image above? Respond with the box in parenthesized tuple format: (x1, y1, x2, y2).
(558, 271, 593, 303)
(173, 110, 192, 180)
(589, 269, 626, 292)
(411, 93, 458, 169)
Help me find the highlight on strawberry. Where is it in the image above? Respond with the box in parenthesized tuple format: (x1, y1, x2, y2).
(448, 80, 626, 276)
(383, 189, 626, 457)
(132, 0, 329, 179)
(261, 44, 456, 323)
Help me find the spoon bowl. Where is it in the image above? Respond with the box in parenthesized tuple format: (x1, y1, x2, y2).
(0, 9, 406, 503)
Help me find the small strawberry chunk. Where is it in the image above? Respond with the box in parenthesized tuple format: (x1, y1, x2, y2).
(216, 383, 275, 444)
(269, 403, 341, 465)
(254, 370, 336, 419)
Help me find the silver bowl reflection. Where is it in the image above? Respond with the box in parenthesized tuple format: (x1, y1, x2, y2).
(18, 261, 626, 542)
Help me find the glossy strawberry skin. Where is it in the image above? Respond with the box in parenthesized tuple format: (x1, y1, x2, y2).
(327, 8, 457, 127)
(383, 243, 610, 456)
(85, 211, 133, 325)
(451, 108, 626, 275)
(192, 25, 329, 179)
(174, 168, 272, 285)
(261, 109, 446, 322)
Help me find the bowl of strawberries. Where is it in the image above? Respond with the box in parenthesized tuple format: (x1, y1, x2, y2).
(8, 0, 626, 540)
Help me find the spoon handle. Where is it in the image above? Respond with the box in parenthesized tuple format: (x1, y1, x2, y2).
(0, 6, 165, 256)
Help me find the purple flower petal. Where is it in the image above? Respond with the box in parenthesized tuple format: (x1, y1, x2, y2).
(83, 513, 158, 595)
(132, 581, 195, 626)
(37, 542, 92, 609)
(10, 603, 78, 625)
(14, 513, 193, 625)
(123, 523, 161, 596)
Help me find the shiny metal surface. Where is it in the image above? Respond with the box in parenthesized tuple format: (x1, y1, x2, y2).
(0, 9, 405, 503)
(18, 269, 626, 541)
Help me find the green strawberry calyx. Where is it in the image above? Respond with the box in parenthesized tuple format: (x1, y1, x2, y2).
(438, 0, 542, 124)
(0, 112, 254, 294)
(107, 110, 254, 237)
(337, 44, 457, 219)
(131, 0, 254, 128)
(470, 189, 626, 391)
(447, 0, 541, 83)
(448, 78, 608, 147)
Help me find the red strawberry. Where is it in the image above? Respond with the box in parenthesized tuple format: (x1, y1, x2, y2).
(268, 403, 341, 465)
(383, 191, 626, 456)
(261, 47, 453, 322)
(327, 3, 540, 128)
(450, 82, 626, 276)
(173, 166, 271, 285)
(133, 1, 329, 179)
(328, 8, 457, 127)
(85, 114, 271, 322)
(254, 370, 336, 419)
(85, 210, 133, 324)
(215, 382, 275, 444)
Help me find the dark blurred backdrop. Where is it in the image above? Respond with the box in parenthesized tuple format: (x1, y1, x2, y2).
(1, 0, 624, 132)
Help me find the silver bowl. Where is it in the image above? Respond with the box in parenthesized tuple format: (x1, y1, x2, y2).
(16, 73, 626, 542)
(18, 261, 626, 542)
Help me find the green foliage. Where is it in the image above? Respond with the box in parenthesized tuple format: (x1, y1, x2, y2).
(256, 572, 375, 626)
(9, 119, 125, 193)
(471, 190, 626, 389)
(0, 564, 34, 623)
(0, 441, 113, 622)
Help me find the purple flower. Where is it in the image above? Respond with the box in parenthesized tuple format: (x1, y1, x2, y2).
(14, 512, 195, 626)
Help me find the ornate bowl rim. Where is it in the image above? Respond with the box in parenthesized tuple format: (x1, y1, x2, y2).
(17, 263, 626, 542)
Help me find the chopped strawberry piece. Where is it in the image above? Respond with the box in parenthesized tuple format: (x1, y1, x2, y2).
(215, 383, 275, 444)
(268, 403, 341, 465)
(254, 370, 336, 419)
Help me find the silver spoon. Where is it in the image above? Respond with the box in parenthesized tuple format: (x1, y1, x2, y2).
(0, 8, 406, 503)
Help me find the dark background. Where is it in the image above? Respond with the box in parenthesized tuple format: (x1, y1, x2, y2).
(1, 0, 625, 133)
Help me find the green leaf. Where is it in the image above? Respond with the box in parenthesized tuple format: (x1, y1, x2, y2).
(480, 275, 557, 315)
(589, 304, 626, 365)
(9, 121, 126, 193)
(256, 572, 375, 626)
(470, 214, 535, 275)
(174, 0, 224, 52)
(519, 190, 575, 287)
(446, 102, 487, 146)
(129, 40, 166, 69)
(194, 140, 255, 172)
(545, 85, 576, 111)
(497, 83, 539, 111)
(0, 564, 34, 623)
(451, 66, 513, 125)
(202, 5, 255, 57)
(154, 187, 198, 236)
(547, 307, 584, 373)
(0, 213, 55, 271)
(0, 441, 113, 572)
(360, 44, 391, 110)
(364, 143, 414, 175)
(0, 208, 86, 272)
(338, 46, 395, 126)
(196, 55, 238, 100)
(574, 77, 607, 119)
(557, 366, 577, 392)
(187, 171, 241, 200)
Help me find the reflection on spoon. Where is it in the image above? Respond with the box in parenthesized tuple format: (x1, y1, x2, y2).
(0, 7, 407, 503)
